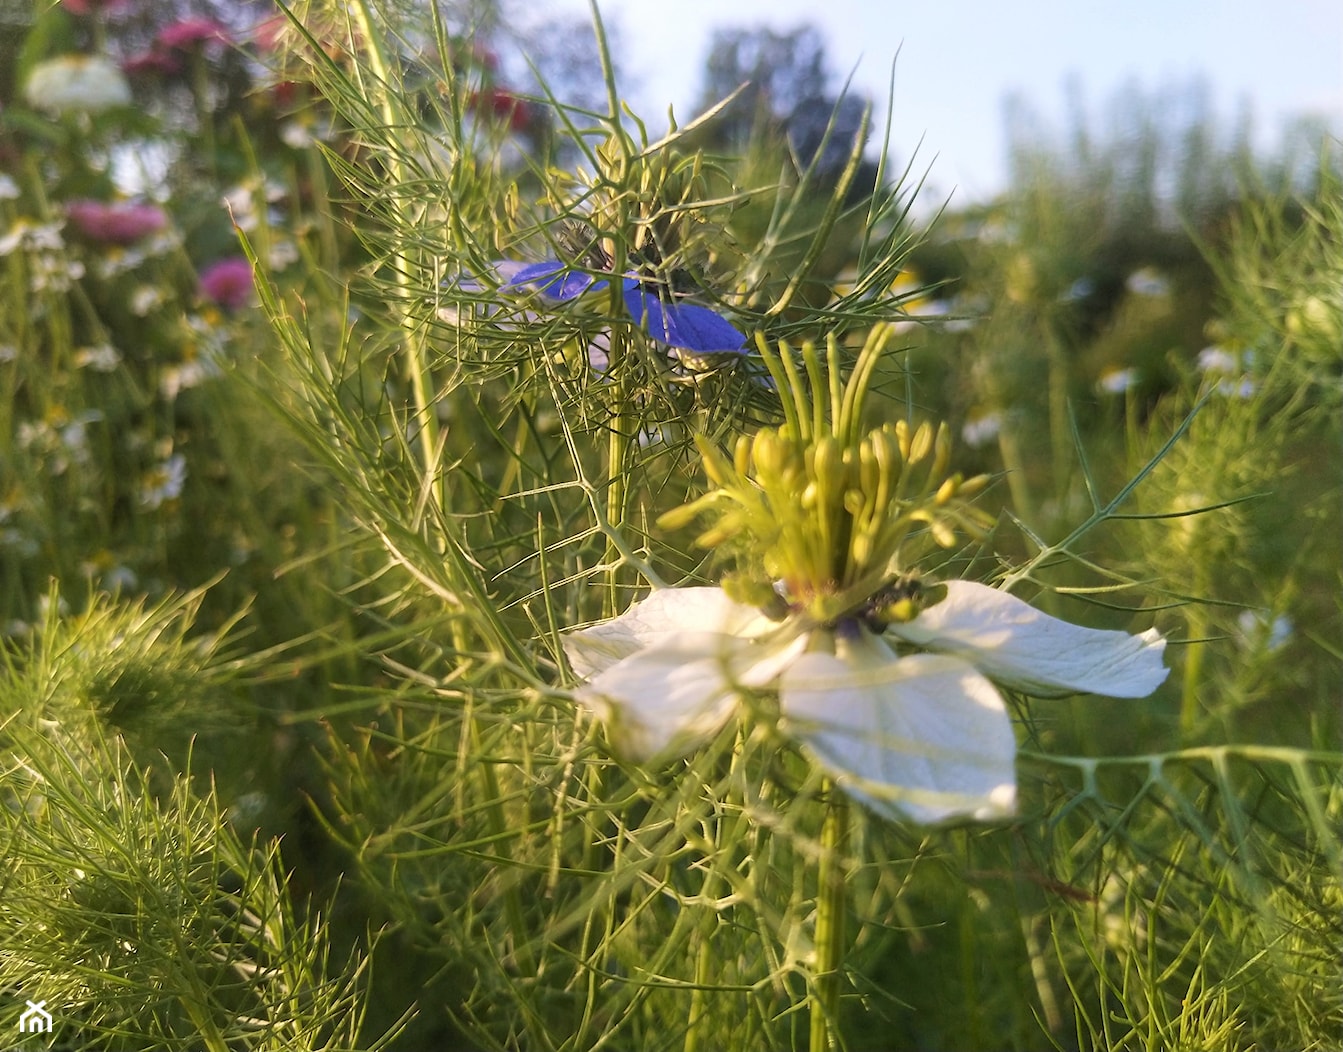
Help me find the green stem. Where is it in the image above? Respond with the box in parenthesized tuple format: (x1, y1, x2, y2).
(1179, 560, 1210, 737)
(346, 0, 531, 985)
(347, 0, 444, 516)
(683, 890, 716, 1052)
(190, 52, 218, 182)
(1179, 609, 1206, 737)
(302, 131, 341, 273)
(472, 720, 535, 975)
(995, 419, 1037, 529)
(1044, 325, 1071, 507)
(603, 326, 631, 617)
(809, 783, 848, 1052)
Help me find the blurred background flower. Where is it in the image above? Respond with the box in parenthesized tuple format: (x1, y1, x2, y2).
(23, 55, 131, 115)
(60, 0, 131, 14)
(198, 256, 254, 309)
(156, 17, 233, 53)
(65, 200, 168, 245)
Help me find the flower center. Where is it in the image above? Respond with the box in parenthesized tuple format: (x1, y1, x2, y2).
(660, 332, 991, 626)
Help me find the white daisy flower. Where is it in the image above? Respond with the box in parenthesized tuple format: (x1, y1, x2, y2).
(24, 55, 131, 116)
(140, 453, 187, 508)
(960, 410, 1002, 449)
(1097, 367, 1139, 395)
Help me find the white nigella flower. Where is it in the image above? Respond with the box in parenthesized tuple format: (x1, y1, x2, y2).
(576, 336, 1171, 825)
(563, 580, 1168, 825)
(1196, 345, 1238, 374)
(1125, 267, 1170, 298)
(74, 343, 122, 371)
(0, 219, 67, 257)
(131, 285, 165, 316)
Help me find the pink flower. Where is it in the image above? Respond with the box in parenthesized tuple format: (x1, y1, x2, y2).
(199, 256, 254, 309)
(65, 200, 167, 245)
(62, 0, 130, 13)
(122, 50, 184, 78)
(156, 17, 232, 52)
(250, 14, 288, 52)
(467, 87, 533, 132)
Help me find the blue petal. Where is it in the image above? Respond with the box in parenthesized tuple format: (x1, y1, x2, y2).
(622, 286, 746, 353)
(505, 261, 607, 300)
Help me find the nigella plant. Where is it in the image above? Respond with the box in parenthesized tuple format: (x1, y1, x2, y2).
(504, 239, 752, 357)
(441, 226, 760, 417)
(560, 326, 1169, 1046)
(565, 330, 1169, 824)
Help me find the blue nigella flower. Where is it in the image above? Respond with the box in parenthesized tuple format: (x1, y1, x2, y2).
(502, 260, 747, 355)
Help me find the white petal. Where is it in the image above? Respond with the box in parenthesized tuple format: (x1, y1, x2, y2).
(781, 629, 1017, 824)
(576, 632, 745, 759)
(562, 587, 772, 679)
(888, 580, 1169, 698)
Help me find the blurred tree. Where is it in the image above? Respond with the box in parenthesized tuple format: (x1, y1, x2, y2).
(695, 23, 877, 195)
(698, 23, 832, 136)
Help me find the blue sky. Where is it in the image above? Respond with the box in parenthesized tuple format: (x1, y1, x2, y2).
(544, 0, 1342, 205)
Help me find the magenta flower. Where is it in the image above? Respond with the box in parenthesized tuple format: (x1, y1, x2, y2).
(466, 87, 534, 132)
(123, 50, 184, 78)
(199, 257, 254, 309)
(62, 0, 130, 14)
(156, 18, 232, 52)
(251, 14, 288, 52)
(65, 200, 168, 245)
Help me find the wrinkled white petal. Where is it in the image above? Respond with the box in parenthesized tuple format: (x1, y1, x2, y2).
(575, 632, 744, 759)
(564, 589, 809, 760)
(562, 587, 773, 680)
(888, 580, 1169, 699)
(781, 628, 1016, 824)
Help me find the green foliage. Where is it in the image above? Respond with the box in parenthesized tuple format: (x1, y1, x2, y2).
(0, 1, 1338, 1049)
(0, 588, 383, 1051)
(1033, 746, 1342, 1052)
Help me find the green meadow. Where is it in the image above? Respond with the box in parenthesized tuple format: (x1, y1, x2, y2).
(1, 2, 1339, 1049)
